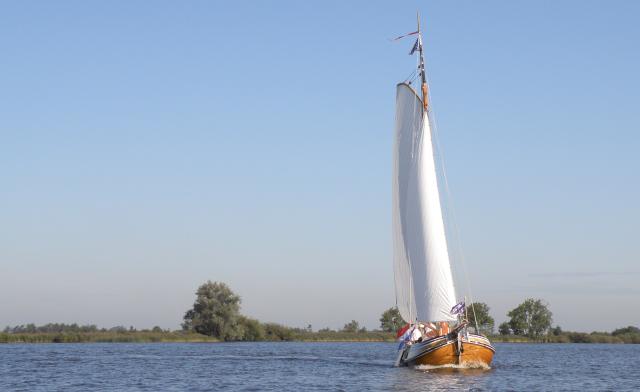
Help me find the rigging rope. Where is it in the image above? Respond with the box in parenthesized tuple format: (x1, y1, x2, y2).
(403, 68, 418, 85)
(424, 68, 481, 334)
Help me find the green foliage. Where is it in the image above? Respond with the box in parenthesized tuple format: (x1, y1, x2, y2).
(342, 320, 360, 333)
(379, 307, 406, 332)
(182, 281, 243, 341)
(6, 293, 639, 345)
(492, 324, 640, 344)
(0, 329, 217, 343)
(292, 329, 395, 342)
(610, 326, 640, 343)
(4, 323, 98, 334)
(612, 326, 640, 336)
(507, 298, 553, 338)
(498, 322, 511, 335)
(554, 332, 621, 344)
(466, 302, 495, 335)
(238, 316, 265, 341)
(262, 323, 294, 341)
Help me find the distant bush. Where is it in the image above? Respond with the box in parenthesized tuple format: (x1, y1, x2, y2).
(612, 326, 640, 335)
(182, 281, 244, 341)
(293, 329, 394, 342)
(342, 320, 360, 333)
(379, 307, 406, 332)
(491, 324, 640, 344)
(238, 316, 265, 341)
(610, 326, 640, 343)
(0, 329, 218, 344)
(3, 323, 98, 334)
(263, 323, 295, 341)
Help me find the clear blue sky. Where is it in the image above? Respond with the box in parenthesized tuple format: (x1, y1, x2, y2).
(1, 1, 638, 332)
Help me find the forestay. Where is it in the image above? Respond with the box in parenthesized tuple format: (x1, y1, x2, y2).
(392, 83, 457, 323)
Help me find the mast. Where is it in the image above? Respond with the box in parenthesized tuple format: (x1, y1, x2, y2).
(394, 12, 457, 324)
(417, 12, 428, 111)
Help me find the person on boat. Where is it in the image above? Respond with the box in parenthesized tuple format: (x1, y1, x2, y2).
(438, 321, 450, 336)
(418, 323, 426, 337)
(424, 322, 438, 339)
(410, 324, 423, 343)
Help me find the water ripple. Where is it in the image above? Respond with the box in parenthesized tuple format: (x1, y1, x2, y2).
(0, 342, 639, 391)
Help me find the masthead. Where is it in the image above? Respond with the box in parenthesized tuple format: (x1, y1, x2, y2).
(417, 11, 428, 111)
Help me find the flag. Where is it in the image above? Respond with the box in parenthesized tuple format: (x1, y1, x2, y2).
(397, 325, 413, 350)
(396, 323, 411, 339)
(409, 38, 420, 55)
(392, 30, 418, 41)
(450, 301, 465, 315)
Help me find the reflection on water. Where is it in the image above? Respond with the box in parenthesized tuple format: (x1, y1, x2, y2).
(1, 342, 639, 391)
(414, 361, 491, 372)
(389, 362, 494, 391)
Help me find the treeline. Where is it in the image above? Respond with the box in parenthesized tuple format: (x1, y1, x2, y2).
(179, 281, 639, 344)
(493, 326, 640, 344)
(0, 327, 217, 344)
(4, 282, 638, 344)
(3, 323, 170, 334)
(0, 323, 396, 344)
(180, 281, 395, 341)
(0, 331, 216, 344)
(458, 298, 640, 344)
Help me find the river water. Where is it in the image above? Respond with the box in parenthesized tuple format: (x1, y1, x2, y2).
(1, 342, 638, 391)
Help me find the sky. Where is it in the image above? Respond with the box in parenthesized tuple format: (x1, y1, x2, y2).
(1, 1, 638, 332)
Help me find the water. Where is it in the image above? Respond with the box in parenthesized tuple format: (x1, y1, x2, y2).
(1, 342, 639, 391)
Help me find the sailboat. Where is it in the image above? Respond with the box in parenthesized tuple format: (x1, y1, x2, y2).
(392, 14, 495, 368)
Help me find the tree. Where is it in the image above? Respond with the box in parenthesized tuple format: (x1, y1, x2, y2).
(612, 326, 640, 336)
(237, 316, 265, 341)
(507, 298, 553, 338)
(465, 302, 495, 335)
(498, 322, 511, 335)
(379, 307, 406, 332)
(611, 326, 640, 344)
(342, 320, 360, 333)
(263, 323, 294, 341)
(182, 281, 243, 340)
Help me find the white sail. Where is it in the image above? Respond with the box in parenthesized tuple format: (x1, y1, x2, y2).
(393, 83, 457, 322)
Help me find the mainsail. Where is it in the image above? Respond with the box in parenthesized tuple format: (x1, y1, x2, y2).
(393, 83, 457, 323)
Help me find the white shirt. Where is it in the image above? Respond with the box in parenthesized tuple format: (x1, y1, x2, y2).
(410, 327, 422, 342)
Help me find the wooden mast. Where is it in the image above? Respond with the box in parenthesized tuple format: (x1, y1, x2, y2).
(417, 11, 428, 111)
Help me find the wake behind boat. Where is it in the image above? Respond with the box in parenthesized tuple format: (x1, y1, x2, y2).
(391, 13, 494, 368)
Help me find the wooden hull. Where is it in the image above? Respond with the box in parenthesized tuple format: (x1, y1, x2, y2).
(401, 334, 494, 368)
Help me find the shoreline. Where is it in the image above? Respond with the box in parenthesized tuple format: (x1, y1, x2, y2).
(2, 332, 638, 344)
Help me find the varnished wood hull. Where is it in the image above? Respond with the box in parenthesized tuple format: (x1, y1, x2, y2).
(401, 334, 494, 368)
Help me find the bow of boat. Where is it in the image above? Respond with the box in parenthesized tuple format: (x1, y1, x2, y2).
(400, 333, 495, 368)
